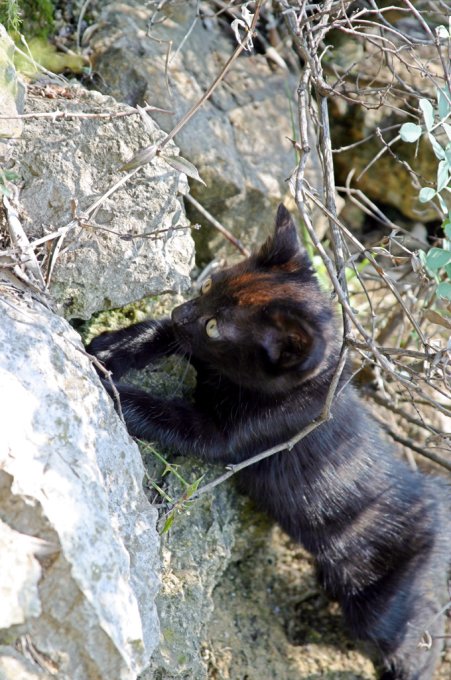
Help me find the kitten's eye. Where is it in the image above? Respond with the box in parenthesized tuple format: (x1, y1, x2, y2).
(201, 278, 212, 294)
(205, 318, 220, 338)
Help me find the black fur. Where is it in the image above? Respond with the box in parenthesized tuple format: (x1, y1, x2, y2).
(87, 204, 450, 679)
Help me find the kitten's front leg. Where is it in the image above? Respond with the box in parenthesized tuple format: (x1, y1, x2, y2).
(86, 318, 179, 379)
(103, 381, 231, 462)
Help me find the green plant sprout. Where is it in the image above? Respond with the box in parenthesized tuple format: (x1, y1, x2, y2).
(0, 168, 19, 197)
(140, 441, 204, 534)
(399, 23, 451, 301)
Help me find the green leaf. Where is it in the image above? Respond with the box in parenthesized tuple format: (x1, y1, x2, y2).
(162, 513, 176, 534)
(419, 187, 436, 203)
(444, 220, 451, 239)
(185, 475, 205, 499)
(437, 87, 451, 120)
(428, 133, 446, 160)
(161, 154, 206, 186)
(425, 247, 451, 272)
(436, 281, 451, 300)
(0, 184, 12, 197)
(445, 143, 451, 168)
(399, 122, 422, 142)
(443, 123, 451, 142)
(437, 192, 448, 214)
(435, 25, 450, 40)
(418, 249, 427, 267)
(437, 160, 450, 192)
(445, 263, 451, 278)
(120, 144, 158, 171)
(420, 99, 434, 131)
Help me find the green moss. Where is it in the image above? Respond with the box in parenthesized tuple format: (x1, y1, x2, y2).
(14, 37, 84, 75)
(0, 0, 55, 38)
(77, 296, 161, 344)
(0, 0, 21, 32)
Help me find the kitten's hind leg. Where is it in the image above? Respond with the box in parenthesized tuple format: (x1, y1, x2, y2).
(349, 569, 447, 680)
(376, 611, 444, 680)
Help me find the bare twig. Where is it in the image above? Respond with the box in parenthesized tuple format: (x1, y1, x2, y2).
(123, 0, 265, 170)
(2, 194, 46, 290)
(372, 415, 451, 473)
(0, 103, 173, 121)
(185, 194, 250, 256)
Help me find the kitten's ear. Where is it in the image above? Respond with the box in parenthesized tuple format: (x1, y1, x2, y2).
(256, 204, 305, 269)
(262, 308, 326, 373)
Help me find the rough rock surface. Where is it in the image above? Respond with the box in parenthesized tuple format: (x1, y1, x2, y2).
(0, 25, 25, 141)
(0, 281, 160, 680)
(14, 86, 194, 319)
(89, 0, 324, 251)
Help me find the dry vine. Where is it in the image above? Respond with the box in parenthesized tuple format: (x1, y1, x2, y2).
(273, 0, 451, 474)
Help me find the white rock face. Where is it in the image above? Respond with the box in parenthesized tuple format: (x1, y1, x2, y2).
(0, 284, 160, 679)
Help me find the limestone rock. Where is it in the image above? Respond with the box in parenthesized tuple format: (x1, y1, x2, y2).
(0, 283, 160, 679)
(140, 461, 243, 680)
(0, 519, 42, 628)
(14, 86, 194, 319)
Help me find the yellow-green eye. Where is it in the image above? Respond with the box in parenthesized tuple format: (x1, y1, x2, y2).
(205, 318, 220, 338)
(201, 277, 212, 294)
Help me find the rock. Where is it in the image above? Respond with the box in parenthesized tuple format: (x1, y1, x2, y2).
(140, 461, 245, 680)
(88, 1, 325, 252)
(0, 646, 51, 679)
(0, 281, 160, 680)
(14, 86, 194, 319)
(0, 24, 26, 141)
(0, 518, 42, 628)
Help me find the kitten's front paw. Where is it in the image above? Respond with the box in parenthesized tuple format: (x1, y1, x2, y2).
(85, 332, 123, 377)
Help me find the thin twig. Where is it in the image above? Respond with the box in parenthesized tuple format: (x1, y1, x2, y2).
(0, 103, 173, 121)
(185, 194, 250, 256)
(373, 415, 451, 473)
(3, 193, 46, 290)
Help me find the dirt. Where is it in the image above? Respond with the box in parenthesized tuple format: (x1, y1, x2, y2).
(205, 523, 450, 680)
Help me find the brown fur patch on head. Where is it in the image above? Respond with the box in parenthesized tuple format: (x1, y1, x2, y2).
(228, 272, 302, 307)
(273, 259, 303, 274)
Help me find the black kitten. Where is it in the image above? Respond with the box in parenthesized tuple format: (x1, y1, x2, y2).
(87, 204, 450, 679)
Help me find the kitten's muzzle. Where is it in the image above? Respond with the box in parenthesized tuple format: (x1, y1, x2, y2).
(171, 300, 198, 326)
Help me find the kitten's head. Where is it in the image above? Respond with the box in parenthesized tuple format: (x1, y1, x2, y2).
(172, 204, 336, 393)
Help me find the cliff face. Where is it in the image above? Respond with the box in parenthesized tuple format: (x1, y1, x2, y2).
(0, 284, 160, 680)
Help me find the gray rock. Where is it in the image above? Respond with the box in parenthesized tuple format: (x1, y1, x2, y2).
(14, 86, 194, 319)
(0, 281, 160, 679)
(89, 1, 324, 248)
(140, 461, 243, 680)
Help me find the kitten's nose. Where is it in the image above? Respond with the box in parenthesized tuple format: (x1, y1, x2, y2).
(172, 300, 198, 325)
